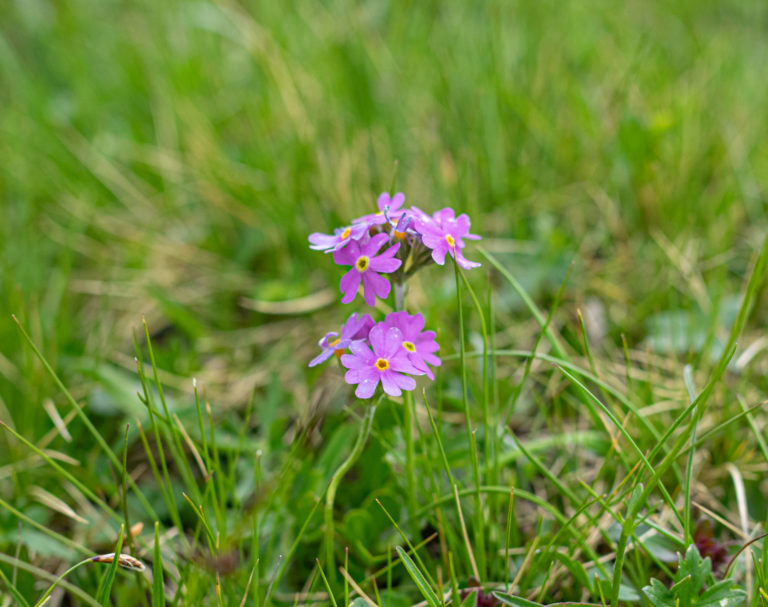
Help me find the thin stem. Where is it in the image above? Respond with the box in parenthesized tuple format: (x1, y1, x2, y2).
(324, 404, 377, 584)
(403, 391, 418, 535)
(394, 280, 417, 532)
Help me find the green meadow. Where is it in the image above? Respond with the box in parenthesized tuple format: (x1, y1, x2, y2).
(1, 0, 767, 605)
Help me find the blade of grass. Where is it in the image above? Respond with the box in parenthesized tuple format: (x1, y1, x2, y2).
(556, 366, 684, 528)
(153, 522, 166, 607)
(376, 498, 437, 588)
(95, 525, 125, 605)
(452, 483, 480, 581)
(682, 364, 698, 546)
(0, 553, 98, 607)
(12, 315, 157, 520)
(396, 546, 441, 607)
(315, 559, 338, 607)
(0, 564, 30, 607)
(478, 248, 567, 358)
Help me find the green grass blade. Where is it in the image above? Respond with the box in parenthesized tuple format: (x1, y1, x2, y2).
(12, 316, 158, 520)
(0, 564, 30, 607)
(395, 546, 440, 607)
(153, 522, 165, 607)
(315, 559, 338, 607)
(478, 248, 567, 358)
(95, 525, 125, 605)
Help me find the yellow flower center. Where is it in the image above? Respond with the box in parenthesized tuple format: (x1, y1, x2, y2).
(355, 256, 370, 272)
(375, 358, 390, 371)
(329, 338, 341, 347)
(395, 231, 407, 240)
(403, 341, 416, 352)
(341, 227, 351, 239)
(445, 234, 455, 247)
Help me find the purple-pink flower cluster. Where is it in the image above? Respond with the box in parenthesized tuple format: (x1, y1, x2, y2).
(308, 191, 481, 399)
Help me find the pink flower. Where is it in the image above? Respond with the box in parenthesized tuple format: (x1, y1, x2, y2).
(308, 223, 369, 253)
(383, 311, 441, 379)
(352, 192, 407, 228)
(415, 207, 481, 270)
(333, 233, 402, 306)
(309, 312, 375, 367)
(341, 323, 423, 398)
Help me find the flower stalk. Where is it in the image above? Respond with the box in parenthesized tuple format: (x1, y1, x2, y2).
(323, 403, 377, 583)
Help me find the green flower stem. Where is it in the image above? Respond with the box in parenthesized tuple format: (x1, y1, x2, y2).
(394, 280, 418, 534)
(403, 390, 418, 534)
(324, 403, 377, 583)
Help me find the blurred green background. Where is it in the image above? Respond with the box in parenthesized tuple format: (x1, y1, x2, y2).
(1, 0, 767, 505)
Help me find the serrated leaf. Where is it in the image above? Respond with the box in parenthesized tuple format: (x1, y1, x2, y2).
(678, 544, 711, 593)
(643, 545, 746, 607)
(670, 574, 693, 605)
(697, 580, 746, 607)
(642, 578, 675, 607)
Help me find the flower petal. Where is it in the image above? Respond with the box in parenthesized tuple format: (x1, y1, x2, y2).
(376, 243, 401, 258)
(362, 232, 390, 256)
(309, 349, 334, 367)
(368, 323, 387, 354)
(455, 250, 481, 270)
(349, 340, 374, 362)
(392, 371, 417, 391)
(337, 239, 363, 264)
(355, 377, 378, 399)
(340, 270, 362, 303)
(345, 367, 378, 383)
(380, 371, 402, 397)
(308, 232, 337, 251)
(389, 192, 405, 211)
(369, 255, 402, 273)
(341, 353, 368, 370)
(383, 326, 404, 357)
(430, 245, 448, 265)
(367, 272, 392, 299)
(360, 273, 378, 306)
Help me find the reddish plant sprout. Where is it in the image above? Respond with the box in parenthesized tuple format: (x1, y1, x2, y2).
(693, 518, 729, 575)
